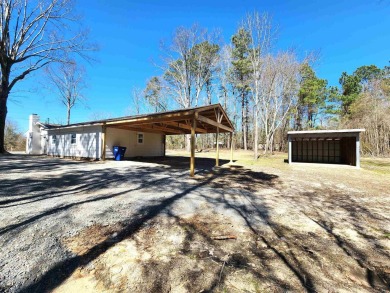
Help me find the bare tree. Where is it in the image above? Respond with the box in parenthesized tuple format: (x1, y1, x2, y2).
(344, 79, 390, 156)
(259, 52, 300, 154)
(45, 62, 86, 125)
(160, 24, 220, 150)
(131, 87, 143, 115)
(160, 25, 200, 109)
(216, 44, 236, 147)
(216, 45, 233, 109)
(0, 0, 94, 152)
(4, 119, 25, 151)
(88, 111, 112, 121)
(144, 76, 166, 112)
(242, 12, 275, 158)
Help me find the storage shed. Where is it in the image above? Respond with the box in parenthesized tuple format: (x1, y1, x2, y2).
(26, 103, 234, 176)
(287, 129, 365, 168)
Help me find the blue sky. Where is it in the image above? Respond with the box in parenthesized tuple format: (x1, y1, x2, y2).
(8, 0, 390, 130)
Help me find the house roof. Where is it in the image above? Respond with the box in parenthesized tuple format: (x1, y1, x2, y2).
(36, 122, 61, 129)
(46, 103, 234, 135)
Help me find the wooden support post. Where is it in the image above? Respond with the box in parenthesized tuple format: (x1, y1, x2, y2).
(190, 118, 196, 177)
(288, 135, 292, 164)
(101, 124, 106, 161)
(216, 126, 219, 167)
(163, 134, 166, 157)
(230, 132, 233, 163)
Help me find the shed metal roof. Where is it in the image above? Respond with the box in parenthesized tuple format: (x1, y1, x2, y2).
(288, 129, 365, 135)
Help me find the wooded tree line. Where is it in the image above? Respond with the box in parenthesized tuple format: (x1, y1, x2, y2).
(4, 120, 25, 151)
(135, 12, 390, 157)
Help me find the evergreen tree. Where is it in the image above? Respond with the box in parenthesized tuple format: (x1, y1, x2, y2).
(231, 28, 251, 150)
(297, 64, 328, 129)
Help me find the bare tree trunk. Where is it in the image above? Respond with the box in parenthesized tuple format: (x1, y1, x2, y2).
(0, 93, 8, 153)
(0, 69, 10, 153)
(67, 104, 71, 125)
(242, 93, 247, 150)
(254, 110, 258, 159)
(246, 97, 249, 149)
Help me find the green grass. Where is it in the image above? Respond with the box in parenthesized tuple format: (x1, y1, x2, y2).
(167, 149, 390, 175)
(361, 157, 390, 175)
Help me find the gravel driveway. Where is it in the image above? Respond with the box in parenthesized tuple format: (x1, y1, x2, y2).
(0, 154, 389, 292)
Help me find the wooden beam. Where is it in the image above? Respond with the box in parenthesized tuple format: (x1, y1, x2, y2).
(101, 124, 106, 161)
(114, 123, 183, 135)
(195, 104, 222, 114)
(197, 114, 233, 133)
(106, 112, 194, 126)
(140, 124, 185, 134)
(164, 121, 207, 133)
(190, 118, 196, 177)
(110, 125, 164, 134)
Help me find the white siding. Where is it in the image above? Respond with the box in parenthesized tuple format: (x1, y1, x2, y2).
(46, 125, 164, 160)
(47, 126, 102, 159)
(105, 128, 164, 158)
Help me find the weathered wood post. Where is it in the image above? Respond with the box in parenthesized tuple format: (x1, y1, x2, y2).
(230, 132, 233, 163)
(101, 124, 106, 161)
(288, 134, 292, 164)
(216, 126, 219, 167)
(190, 117, 196, 177)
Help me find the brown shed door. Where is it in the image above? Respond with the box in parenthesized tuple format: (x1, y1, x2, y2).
(340, 137, 356, 166)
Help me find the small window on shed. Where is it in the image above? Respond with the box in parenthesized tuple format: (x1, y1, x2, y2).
(137, 133, 144, 144)
(52, 135, 56, 144)
(71, 133, 77, 144)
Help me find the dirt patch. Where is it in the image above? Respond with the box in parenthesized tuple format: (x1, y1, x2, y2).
(55, 207, 389, 292)
(56, 213, 292, 293)
(62, 223, 123, 255)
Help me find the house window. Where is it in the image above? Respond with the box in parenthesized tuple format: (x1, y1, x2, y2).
(71, 133, 77, 144)
(52, 135, 56, 144)
(137, 133, 144, 144)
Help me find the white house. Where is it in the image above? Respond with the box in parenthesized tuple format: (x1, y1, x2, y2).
(25, 104, 235, 167)
(26, 115, 165, 160)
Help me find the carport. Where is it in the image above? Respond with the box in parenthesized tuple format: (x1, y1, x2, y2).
(102, 104, 234, 176)
(287, 129, 365, 168)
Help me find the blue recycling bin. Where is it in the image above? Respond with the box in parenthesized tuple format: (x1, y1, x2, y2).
(113, 146, 126, 161)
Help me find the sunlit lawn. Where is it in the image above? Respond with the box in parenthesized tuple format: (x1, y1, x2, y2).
(167, 148, 390, 175)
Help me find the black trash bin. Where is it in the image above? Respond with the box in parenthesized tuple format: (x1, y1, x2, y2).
(113, 146, 127, 161)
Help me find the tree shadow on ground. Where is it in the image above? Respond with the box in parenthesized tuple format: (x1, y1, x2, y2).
(16, 161, 276, 293)
(299, 190, 390, 290)
(0, 154, 85, 173)
(2, 155, 389, 292)
(125, 155, 230, 171)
